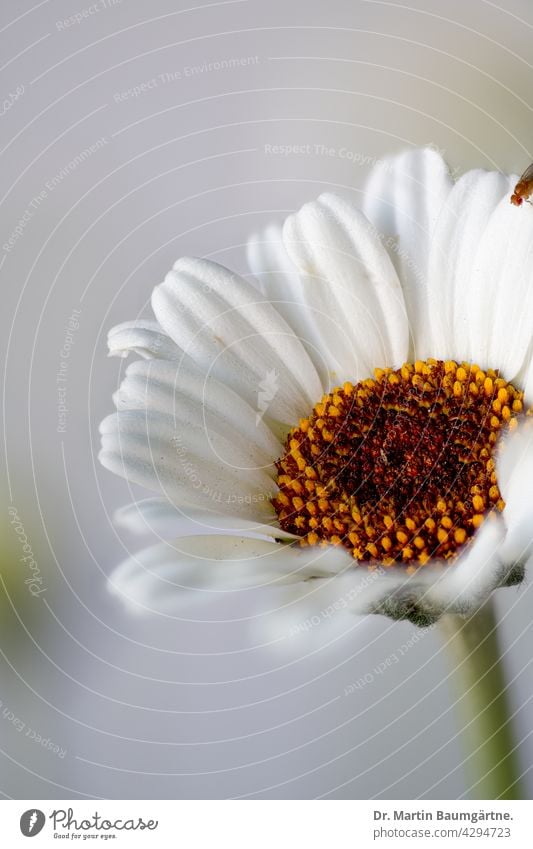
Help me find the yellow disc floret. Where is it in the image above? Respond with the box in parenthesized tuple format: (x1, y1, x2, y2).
(272, 360, 525, 567)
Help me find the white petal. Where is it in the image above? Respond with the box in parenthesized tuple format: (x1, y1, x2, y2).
(107, 320, 180, 360)
(151, 257, 322, 432)
(280, 518, 507, 624)
(278, 518, 509, 624)
(466, 185, 533, 377)
(283, 193, 409, 381)
(497, 423, 533, 563)
(256, 571, 376, 652)
(422, 517, 507, 614)
(427, 169, 511, 361)
(99, 409, 277, 524)
(109, 535, 351, 615)
(114, 497, 297, 541)
(363, 148, 453, 360)
(111, 357, 281, 468)
(523, 355, 533, 407)
(109, 521, 514, 622)
(247, 225, 331, 387)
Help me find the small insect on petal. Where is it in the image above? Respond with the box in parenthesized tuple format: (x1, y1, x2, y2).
(511, 162, 533, 206)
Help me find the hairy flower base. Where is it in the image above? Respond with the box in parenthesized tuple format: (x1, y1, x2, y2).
(273, 359, 525, 568)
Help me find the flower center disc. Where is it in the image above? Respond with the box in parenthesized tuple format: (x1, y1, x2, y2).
(273, 360, 524, 568)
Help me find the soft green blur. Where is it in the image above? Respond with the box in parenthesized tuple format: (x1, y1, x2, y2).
(0, 500, 47, 652)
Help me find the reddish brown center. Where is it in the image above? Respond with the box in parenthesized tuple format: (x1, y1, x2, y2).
(272, 359, 524, 570)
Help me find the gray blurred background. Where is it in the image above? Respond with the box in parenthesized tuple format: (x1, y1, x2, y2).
(1, 0, 533, 800)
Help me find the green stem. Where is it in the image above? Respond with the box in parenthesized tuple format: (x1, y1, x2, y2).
(439, 598, 523, 799)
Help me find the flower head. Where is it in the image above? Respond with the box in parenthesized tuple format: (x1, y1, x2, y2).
(99, 148, 533, 627)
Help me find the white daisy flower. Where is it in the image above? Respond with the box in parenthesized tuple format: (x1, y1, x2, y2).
(99, 148, 533, 627)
